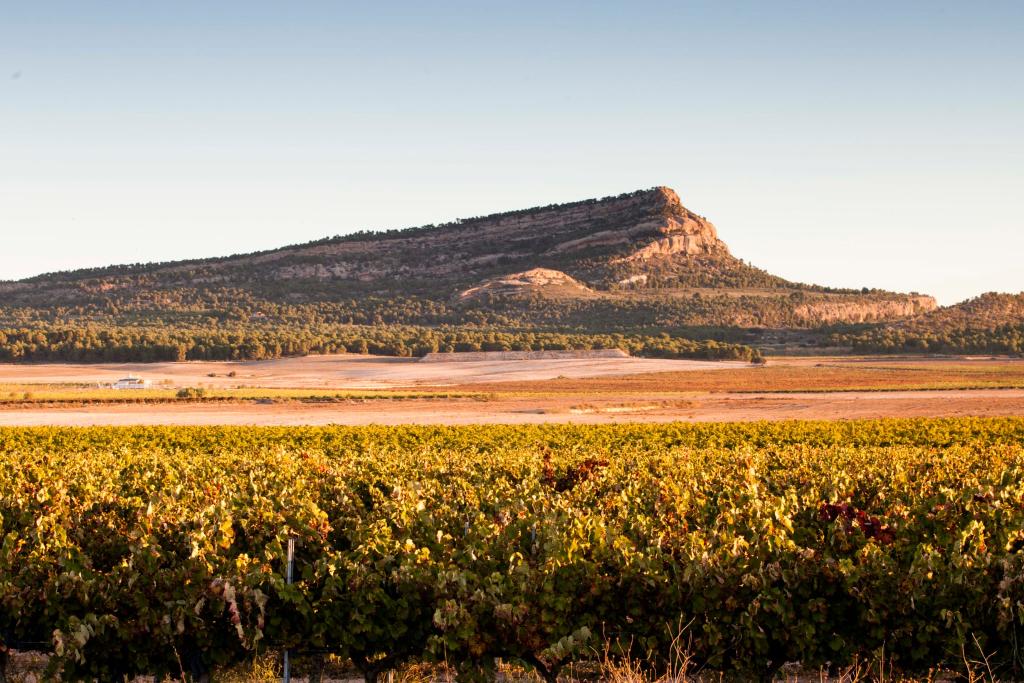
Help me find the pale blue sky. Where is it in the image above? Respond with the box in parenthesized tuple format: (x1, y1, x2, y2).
(2, 1, 1021, 304)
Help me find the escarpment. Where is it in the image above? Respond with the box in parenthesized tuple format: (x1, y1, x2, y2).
(793, 296, 939, 324)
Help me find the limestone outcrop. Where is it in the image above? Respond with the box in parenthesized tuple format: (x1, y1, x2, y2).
(457, 268, 595, 301)
(793, 296, 939, 324)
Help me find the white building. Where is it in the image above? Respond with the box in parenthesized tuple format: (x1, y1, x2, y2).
(112, 376, 150, 390)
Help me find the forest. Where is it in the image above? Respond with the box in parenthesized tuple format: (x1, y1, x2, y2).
(0, 323, 761, 363)
(0, 287, 1019, 363)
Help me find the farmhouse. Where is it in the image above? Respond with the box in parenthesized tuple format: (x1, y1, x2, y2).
(112, 376, 150, 390)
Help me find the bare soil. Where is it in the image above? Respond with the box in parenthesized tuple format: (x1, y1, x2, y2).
(0, 354, 744, 389)
(0, 389, 1021, 426)
(0, 354, 1022, 426)
(431, 356, 1024, 394)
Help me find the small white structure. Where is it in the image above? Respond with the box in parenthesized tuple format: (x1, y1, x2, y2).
(112, 375, 150, 390)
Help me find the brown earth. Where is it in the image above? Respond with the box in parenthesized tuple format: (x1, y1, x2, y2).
(1, 355, 1022, 426)
(0, 354, 745, 389)
(432, 356, 1024, 394)
(0, 388, 1021, 426)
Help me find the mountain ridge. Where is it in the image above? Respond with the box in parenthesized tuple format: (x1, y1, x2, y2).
(6, 187, 700, 282)
(0, 186, 932, 316)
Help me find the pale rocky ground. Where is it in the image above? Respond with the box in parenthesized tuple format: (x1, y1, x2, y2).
(0, 354, 746, 390)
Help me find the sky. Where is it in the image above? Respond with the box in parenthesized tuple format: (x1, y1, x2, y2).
(1, 1, 1022, 305)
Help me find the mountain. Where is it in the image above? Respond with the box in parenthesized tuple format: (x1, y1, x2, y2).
(1, 187, 933, 316)
(2, 187, 743, 295)
(0, 186, 958, 363)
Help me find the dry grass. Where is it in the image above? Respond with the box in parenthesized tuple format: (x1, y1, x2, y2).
(430, 360, 1024, 396)
(0, 383, 482, 407)
(1, 649, 1010, 683)
(216, 653, 281, 683)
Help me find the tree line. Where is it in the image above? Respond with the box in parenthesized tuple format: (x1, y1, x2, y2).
(0, 324, 762, 363)
(829, 323, 1024, 355)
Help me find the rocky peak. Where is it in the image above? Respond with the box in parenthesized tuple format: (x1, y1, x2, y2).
(650, 185, 683, 207)
(545, 186, 727, 264)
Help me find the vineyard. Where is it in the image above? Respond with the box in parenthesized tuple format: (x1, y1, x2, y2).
(3, 419, 1024, 681)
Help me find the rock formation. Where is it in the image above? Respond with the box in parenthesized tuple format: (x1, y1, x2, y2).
(457, 268, 596, 302)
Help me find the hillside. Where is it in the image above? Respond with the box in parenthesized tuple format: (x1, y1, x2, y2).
(2, 187, 930, 304)
(917, 292, 1024, 327)
(829, 293, 1024, 355)
(0, 186, 947, 362)
(4, 188, 742, 292)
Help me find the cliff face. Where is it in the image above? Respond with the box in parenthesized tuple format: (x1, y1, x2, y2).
(794, 296, 939, 324)
(547, 187, 725, 260)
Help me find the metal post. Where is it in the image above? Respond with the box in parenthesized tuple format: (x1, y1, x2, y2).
(283, 537, 296, 683)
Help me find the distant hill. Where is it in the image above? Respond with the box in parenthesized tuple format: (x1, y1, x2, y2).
(7, 185, 1006, 363)
(830, 292, 1024, 355)
(918, 293, 1024, 327)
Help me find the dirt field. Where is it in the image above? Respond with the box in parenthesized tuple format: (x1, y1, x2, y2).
(1, 354, 1022, 425)
(432, 356, 1024, 394)
(1, 388, 1022, 426)
(0, 353, 746, 389)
